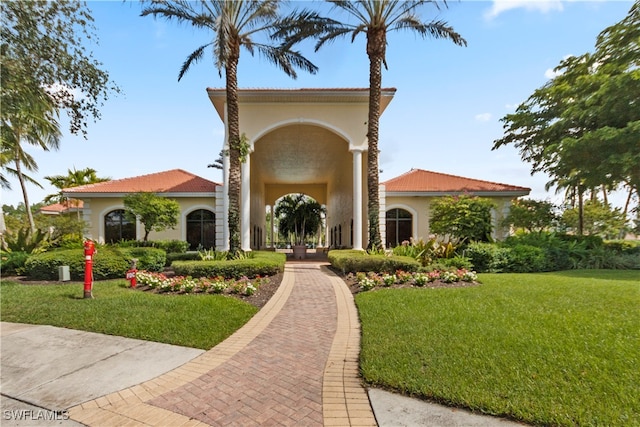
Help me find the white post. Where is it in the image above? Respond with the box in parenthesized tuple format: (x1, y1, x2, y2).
(352, 148, 363, 250)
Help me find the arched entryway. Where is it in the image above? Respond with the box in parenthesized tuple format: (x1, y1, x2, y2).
(207, 88, 397, 251)
(250, 123, 360, 251)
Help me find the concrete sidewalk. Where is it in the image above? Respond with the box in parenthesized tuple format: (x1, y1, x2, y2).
(1, 262, 525, 426)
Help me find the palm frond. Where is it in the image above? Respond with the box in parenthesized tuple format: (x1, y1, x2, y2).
(394, 18, 467, 46)
(178, 43, 212, 81)
(254, 44, 319, 78)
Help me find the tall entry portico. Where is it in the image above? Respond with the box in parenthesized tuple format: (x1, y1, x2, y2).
(207, 88, 396, 251)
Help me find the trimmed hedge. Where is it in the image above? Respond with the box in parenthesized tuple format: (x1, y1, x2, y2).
(172, 251, 286, 279)
(115, 239, 189, 254)
(166, 252, 200, 266)
(328, 250, 420, 274)
(23, 247, 166, 280)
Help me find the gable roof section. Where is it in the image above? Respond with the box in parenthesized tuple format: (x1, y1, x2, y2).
(63, 169, 219, 197)
(39, 201, 84, 215)
(383, 169, 530, 197)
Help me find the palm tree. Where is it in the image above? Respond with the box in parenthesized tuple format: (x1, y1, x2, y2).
(1, 88, 61, 232)
(140, 0, 322, 255)
(44, 167, 110, 219)
(282, 0, 466, 249)
(275, 193, 325, 245)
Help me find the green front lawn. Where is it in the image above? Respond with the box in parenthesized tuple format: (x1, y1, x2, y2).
(0, 280, 257, 349)
(356, 270, 640, 426)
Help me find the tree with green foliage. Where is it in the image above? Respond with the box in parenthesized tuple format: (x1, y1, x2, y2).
(1, 1, 120, 138)
(274, 194, 325, 245)
(493, 2, 639, 234)
(140, 0, 324, 255)
(44, 167, 110, 223)
(502, 199, 559, 233)
(562, 200, 628, 239)
(123, 193, 180, 242)
(430, 195, 495, 242)
(1, 1, 119, 231)
(280, 0, 466, 249)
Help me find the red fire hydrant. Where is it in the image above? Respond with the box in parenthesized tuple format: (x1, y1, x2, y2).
(126, 259, 138, 288)
(83, 240, 96, 299)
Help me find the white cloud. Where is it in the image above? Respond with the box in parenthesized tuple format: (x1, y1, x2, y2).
(544, 67, 560, 79)
(505, 103, 519, 110)
(485, 0, 565, 20)
(475, 113, 492, 122)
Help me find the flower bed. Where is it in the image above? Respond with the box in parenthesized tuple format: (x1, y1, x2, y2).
(349, 269, 479, 292)
(135, 270, 269, 297)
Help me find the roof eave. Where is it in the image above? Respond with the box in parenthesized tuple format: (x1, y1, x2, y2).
(385, 190, 531, 197)
(62, 192, 218, 198)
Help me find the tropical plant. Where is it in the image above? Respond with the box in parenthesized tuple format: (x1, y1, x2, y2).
(281, 0, 466, 249)
(274, 193, 325, 245)
(0, 88, 61, 233)
(140, 0, 323, 255)
(44, 167, 110, 214)
(1, 226, 51, 254)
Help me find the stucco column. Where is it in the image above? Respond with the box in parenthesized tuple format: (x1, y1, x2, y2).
(352, 148, 364, 250)
(222, 150, 230, 251)
(241, 151, 251, 251)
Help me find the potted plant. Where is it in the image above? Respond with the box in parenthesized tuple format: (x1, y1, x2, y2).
(275, 194, 325, 259)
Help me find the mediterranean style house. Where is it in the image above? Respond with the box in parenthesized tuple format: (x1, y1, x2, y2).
(63, 88, 530, 250)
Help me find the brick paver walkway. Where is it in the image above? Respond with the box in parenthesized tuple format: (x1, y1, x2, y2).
(67, 262, 377, 426)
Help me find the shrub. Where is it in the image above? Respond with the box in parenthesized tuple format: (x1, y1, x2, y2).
(604, 240, 640, 255)
(121, 247, 166, 272)
(24, 249, 85, 280)
(328, 250, 420, 274)
(115, 239, 189, 253)
(172, 251, 285, 279)
(503, 244, 547, 273)
(23, 247, 159, 280)
(463, 242, 510, 273)
(166, 252, 200, 266)
(1, 251, 29, 276)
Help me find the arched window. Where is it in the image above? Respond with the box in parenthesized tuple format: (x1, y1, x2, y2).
(187, 209, 215, 250)
(386, 208, 412, 247)
(104, 209, 135, 243)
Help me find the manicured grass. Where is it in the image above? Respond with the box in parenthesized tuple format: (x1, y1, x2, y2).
(0, 280, 257, 350)
(356, 270, 640, 426)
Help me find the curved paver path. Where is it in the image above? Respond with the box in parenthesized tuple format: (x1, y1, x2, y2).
(67, 262, 377, 426)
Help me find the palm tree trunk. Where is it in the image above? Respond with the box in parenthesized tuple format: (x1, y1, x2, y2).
(578, 190, 584, 235)
(366, 28, 385, 250)
(14, 156, 35, 233)
(226, 42, 242, 256)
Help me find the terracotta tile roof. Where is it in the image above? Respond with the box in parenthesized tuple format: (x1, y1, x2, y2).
(39, 201, 84, 214)
(63, 169, 219, 195)
(382, 169, 530, 194)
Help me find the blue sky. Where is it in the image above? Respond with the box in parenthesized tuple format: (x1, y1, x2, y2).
(2, 0, 634, 208)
